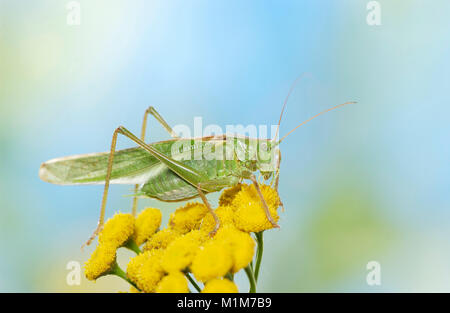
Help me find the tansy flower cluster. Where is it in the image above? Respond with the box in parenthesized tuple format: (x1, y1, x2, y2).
(84, 183, 281, 293)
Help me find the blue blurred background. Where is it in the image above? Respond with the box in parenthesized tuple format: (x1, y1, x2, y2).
(1, 0, 449, 292)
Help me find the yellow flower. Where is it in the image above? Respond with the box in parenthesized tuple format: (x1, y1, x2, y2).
(155, 272, 189, 293)
(200, 205, 234, 233)
(127, 250, 152, 284)
(161, 230, 207, 273)
(219, 183, 243, 206)
(99, 213, 135, 247)
(169, 202, 208, 234)
(215, 225, 255, 273)
(232, 184, 280, 232)
(143, 228, 181, 251)
(202, 278, 238, 293)
(134, 208, 162, 246)
(136, 249, 165, 293)
(84, 243, 116, 281)
(191, 241, 233, 282)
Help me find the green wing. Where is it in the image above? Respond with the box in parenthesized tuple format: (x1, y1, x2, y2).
(39, 147, 161, 185)
(39, 136, 248, 202)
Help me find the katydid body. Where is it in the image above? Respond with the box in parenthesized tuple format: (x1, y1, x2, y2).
(39, 136, 273, 202)
(39, 106, 282, 246)
(39, 100, 353, 246)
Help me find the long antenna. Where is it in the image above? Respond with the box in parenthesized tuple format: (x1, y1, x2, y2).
(273, 73, 311, 141)
(278, 101, 356, 143)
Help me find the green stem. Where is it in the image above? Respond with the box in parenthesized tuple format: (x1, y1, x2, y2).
(124, 239, 142, 255)
(225, 272, 234, 282)
(254, 231, 264, 282)
(244, 265, 256, 293)
(185, 272, 202, 293)
(111, 262, 140, 291)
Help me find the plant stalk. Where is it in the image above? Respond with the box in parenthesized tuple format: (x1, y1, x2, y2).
(111, 262, 140, 291)
(244, 265, 256, 293)
(185, 272, 202, 293)
(124, 239, 142, 255)
(254, 231, 264, 282)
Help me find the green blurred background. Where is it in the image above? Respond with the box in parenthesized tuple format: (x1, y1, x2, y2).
(1, 1, 449, 292)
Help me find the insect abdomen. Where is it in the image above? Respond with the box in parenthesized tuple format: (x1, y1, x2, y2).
(139, 166, 199, 201)
(139, 159, 240, 202)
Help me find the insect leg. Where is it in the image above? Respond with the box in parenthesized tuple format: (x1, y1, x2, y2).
(84, 127, 121, 248)
(250, 174, 280, 229)
(118, 126, 209, 187)
(143, 106, 179, 139)
(197, 185, 220, 236)
(274, 150, 281, 191)
(132, 106, 180, 216)
(273, 149, 285, 212)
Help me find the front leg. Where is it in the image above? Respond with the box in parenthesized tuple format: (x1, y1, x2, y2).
(197, 184, 220, 237)
(250, 174, 280, 229)
(273, 149, 285, 212)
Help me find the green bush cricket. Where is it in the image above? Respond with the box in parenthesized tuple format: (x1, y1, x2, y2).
(39, 88, 354, 247)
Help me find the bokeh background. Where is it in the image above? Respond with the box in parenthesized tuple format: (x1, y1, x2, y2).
(1, 0, 449, 292)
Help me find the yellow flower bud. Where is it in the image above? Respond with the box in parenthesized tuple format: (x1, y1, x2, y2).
(99, 213, 135, 247)
(143, 227, 181, 251)
(191, 241, 233, 282)
(84, 243, 116, 281)
(200, 205, 234, 233)
(155, 272, 189, 293)
(127, 250, 152, 284)
(215, 225, 255, 273)
(134, 207, 162, 246)
(161, 230, 206, 273)
(202, 278, 238, 293)
(169, 202, 208, 234)
(136, 249, 165, 293)
(232, 184, 280, 232)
